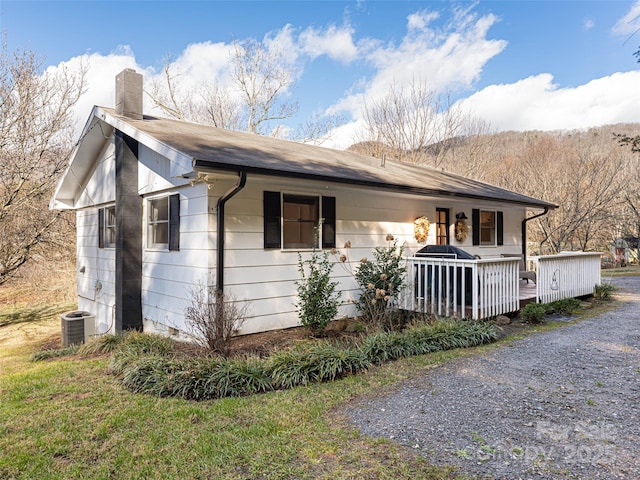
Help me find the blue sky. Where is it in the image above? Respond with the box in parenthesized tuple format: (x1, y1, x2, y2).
(2, 1, 640, 147)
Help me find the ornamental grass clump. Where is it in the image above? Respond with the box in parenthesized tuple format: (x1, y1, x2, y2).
(77, 333, 125, 355)
(30, 344, 80, 362)
(593, 282, 616, 300)
(111, 320, 500, 400)
(268, 340, 369, 389)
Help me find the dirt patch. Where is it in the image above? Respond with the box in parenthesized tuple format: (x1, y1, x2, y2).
(228, 320, 364, 356)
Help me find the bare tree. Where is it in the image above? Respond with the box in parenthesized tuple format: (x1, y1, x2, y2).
(489, 132, 625, 254)
(0, 42, 86, 284)
(146, 58, 204, 122)
(230, 38, 298, 135)
(147, 39, 342, 143)
(359, 79, 470, 167)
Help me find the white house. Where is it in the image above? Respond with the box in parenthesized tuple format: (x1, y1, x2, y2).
(51, 69, 557, 338)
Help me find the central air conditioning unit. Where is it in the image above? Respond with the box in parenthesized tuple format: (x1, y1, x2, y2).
(61, 311, 96, 347)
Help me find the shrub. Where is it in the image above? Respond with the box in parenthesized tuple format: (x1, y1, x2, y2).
(549, 298, 581, 315)
(520, 302, 548, 323)
(111, 332, 176, 375)
(268, 340, 369, 389)
(77, 333, 125, 355)
(295, 252, 341, 335)
(593, 282, 616, 301)
(184, 283, 247, 356)
(112, 320, 500, 400)
(353, 238, 407, 330)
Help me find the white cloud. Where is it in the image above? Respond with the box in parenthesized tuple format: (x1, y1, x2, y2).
(407, 10, 440, 32)
(329, 6, 507, 119)
(612, 0, 640, 35)
(170, 41, 235, 89)
(264, 24, 302, 66)
(456, 71, 640, 132)
(299, 23, 358, 63)
(583, 19, 595, 31)
(44, 48, 149, 139)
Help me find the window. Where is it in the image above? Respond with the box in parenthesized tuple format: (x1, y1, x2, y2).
(435, 208, 449, 245)
(283, 194, 319, 249)
(263, 191, 336, 249)
(98, 205, 116, 248)
(472, 209, 503, 246)
(147, 194, 180, 250)
(480, 210, 495, 245)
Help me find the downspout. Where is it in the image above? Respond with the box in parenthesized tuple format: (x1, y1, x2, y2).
(521, 207, 549, 265)
(216, 171, 247, 294)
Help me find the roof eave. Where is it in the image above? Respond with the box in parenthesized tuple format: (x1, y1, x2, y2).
(192, 159, 557, 210)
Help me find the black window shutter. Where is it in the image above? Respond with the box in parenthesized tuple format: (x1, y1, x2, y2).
(98, 207, 105, 248)
(472, 209, 480, 246)
(321, 196, 336, 248)
(496, 211, 504, 246)
(264, 191, 281, 249)
(169, 194, 180, 251)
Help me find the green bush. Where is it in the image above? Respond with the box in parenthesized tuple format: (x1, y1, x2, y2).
(77, 333, 125, 355)
(593, 282, 616, 301)
(520, 302, 549, 323)
(295, 252, 341, 334)
(112, 320, 500, 400)
(549, 298, 581, 315)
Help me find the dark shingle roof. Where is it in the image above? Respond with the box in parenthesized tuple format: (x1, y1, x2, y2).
(103, 107, 556, 209)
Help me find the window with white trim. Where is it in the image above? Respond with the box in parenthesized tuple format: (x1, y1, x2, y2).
(146, 194, 180, 250)
(98, 205, 116, 249)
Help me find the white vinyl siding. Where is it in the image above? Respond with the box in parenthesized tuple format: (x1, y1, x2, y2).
(141, 184, 209, 336)
(76, 209, 116, 335)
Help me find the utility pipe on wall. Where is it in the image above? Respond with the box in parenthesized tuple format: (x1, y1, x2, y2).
(521, 207, 549, 265)
(216, 171, 247, 294)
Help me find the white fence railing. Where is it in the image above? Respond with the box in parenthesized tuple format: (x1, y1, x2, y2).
(400, 256, 520, 320)
(534, 252, 602, 303)
(399, 252, 602, 320)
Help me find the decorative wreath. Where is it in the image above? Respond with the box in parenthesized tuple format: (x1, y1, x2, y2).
(413, 216, 430, 244)
(455, 219, 468, 242)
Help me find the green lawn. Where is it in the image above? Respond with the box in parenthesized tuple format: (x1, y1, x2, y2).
(1, 301, 468, 480)
(601, 265, 640, 277)
(0, 286, 619, 480)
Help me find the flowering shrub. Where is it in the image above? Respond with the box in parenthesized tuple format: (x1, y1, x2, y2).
(353, 236, 407, 330)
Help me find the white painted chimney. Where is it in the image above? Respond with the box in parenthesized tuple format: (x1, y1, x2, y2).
(115, 69, 143, 119)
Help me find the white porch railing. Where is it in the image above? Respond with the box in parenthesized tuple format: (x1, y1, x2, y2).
(399, 252, 603, 320)
(399, 256, 520, 320)
(534, 252, 602, 303)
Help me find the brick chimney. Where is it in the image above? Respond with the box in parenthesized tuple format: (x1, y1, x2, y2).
(115, 69, 143, 119)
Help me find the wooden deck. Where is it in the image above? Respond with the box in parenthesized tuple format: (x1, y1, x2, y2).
(519, 280, 537, 307)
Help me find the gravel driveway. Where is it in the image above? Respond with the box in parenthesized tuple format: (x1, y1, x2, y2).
(345, 276, 640, 479)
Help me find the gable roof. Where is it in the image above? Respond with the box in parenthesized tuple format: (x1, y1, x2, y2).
(52, 106, 557, 210)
